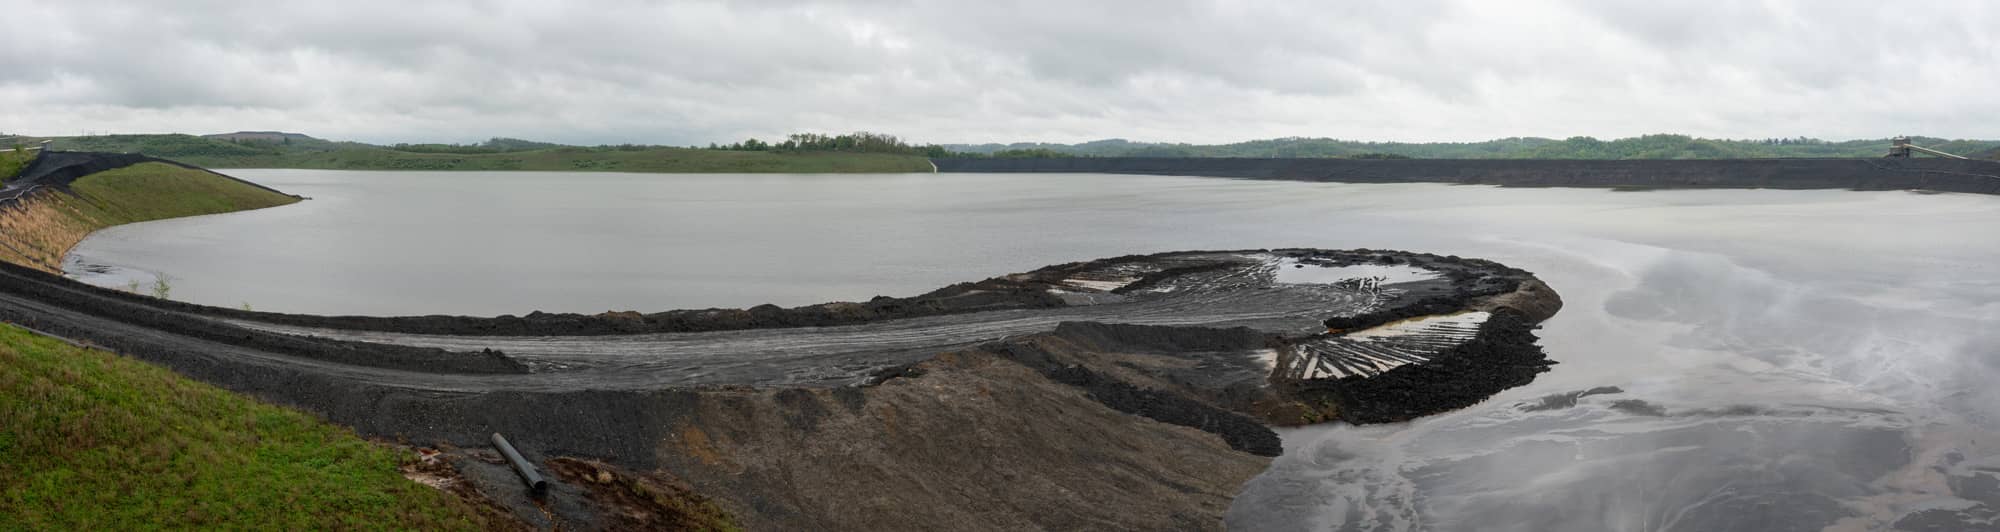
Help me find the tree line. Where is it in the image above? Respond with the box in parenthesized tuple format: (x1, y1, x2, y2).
(705, 132, 964, 158)
(944, 134, 2000, 160)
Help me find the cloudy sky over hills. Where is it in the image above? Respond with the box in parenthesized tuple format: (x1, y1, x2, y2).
(2, 0, 1995, 145)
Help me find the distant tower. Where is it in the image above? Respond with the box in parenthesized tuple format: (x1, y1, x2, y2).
(1887, 136, 1913, 158)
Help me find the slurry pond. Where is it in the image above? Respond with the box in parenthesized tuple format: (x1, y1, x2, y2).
(69, 170, 2000, 530)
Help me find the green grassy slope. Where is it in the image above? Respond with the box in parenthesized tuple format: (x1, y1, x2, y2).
(0, 324, 504, 529)
(61, 163, 301, 226)
(0, 149, 31, 181)
(0, 162, 301, 272)
(45, 134, 934, 173)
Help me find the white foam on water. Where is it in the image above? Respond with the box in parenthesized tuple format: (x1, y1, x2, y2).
(1061, 278, 1135, 292)
(1344, 311, 1491, 340)
(1251, 348, 1280, 373)
(1294, 312, 1491, 380)
(1276, 258, 1440, 286)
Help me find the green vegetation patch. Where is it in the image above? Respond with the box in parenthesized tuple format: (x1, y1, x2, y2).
(0, 324, 503, 529)
(0, 148, 32, 182)
(56, 162, 300, 227)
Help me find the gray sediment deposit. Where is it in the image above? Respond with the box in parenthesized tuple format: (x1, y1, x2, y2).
(933, 156, 2000, 194)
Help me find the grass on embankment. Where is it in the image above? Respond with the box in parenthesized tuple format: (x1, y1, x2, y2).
(0, 324, 505, 529)
(0, 149, 31, 182)
(0, 162, 299, 272)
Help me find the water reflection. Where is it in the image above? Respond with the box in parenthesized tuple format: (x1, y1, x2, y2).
(1232, 241, 2000, 531)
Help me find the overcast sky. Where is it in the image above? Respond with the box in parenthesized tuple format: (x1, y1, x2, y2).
(2, 0, 1995, 146)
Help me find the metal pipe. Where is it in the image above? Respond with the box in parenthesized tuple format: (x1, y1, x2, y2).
(490, 432, 548, 494)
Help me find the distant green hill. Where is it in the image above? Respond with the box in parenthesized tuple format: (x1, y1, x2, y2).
(947, 134, 2000, 160)
(25, 131, 1997, 170)
(38, 133, 933, 173)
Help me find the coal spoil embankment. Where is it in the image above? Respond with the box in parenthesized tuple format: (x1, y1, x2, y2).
(0, 248, 1564, 529)
(0, 259, 527, 374)
(933, 157, 2000, 194)
(110, 264, 1080, 337)
(1284, 309, 1552, 424)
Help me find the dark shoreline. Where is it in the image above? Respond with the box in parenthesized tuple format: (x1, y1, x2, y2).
(933, 156, 2000, 194)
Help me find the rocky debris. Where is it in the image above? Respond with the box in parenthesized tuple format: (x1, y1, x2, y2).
(542, 457, 738, 531)
(391, 444, 533, 531)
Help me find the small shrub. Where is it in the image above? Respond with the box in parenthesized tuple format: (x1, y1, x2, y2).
(150, 274, 173, 300)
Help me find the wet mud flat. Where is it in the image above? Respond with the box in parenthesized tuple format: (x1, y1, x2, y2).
(934, 157, 2000, 194)
(0, 248, 1559, 529)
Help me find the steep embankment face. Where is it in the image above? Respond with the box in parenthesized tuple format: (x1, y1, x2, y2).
(0, 156, 299, 272)
(933, 157, 2000, 194)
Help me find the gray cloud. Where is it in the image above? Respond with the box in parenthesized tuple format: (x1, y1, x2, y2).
(1, 0, 1995, 145)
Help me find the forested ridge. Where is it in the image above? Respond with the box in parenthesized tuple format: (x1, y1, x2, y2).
(947, 134, 2000, 160)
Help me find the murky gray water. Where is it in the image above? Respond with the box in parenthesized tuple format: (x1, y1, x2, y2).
(68, 170, 2000, 530)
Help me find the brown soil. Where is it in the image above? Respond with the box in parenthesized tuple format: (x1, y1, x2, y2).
(544, 458, 740, 531)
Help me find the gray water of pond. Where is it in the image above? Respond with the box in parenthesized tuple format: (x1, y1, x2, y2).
(67, 170, 2000, 530)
